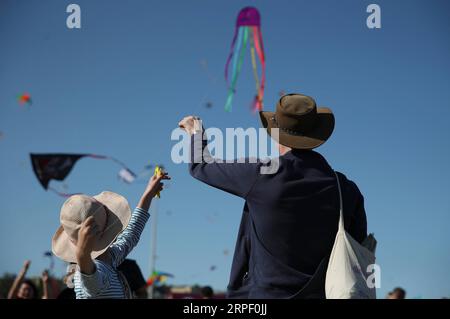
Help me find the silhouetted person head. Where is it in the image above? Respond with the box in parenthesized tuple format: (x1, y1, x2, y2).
(57, 287, 76, 299)
(387, 287, 406, 299)
(201, 286, 214, 299)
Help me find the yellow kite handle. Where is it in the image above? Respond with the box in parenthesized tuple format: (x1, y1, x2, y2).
(153, 166, 163, 198)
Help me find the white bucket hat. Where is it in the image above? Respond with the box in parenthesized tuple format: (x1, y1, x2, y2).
(52, 191, 131, 263)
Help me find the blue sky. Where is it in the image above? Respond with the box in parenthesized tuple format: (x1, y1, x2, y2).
(0, 0, 449, 298)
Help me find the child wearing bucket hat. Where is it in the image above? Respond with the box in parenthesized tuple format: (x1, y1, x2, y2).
(52, 171, 170, 298)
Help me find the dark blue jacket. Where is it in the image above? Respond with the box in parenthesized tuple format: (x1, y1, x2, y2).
(189, 134, 367, 299)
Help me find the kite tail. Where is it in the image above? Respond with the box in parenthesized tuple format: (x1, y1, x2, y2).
(225, 27, 249, 112)
(249, 31, 261, 94)
(250, 27, 261, 112)
(87, 154, 134, 173)
(107, 156, 130, 170)
(225, 27, 244, 112)
(86, 154, 108, 160)
(252, 26, 265, 112)
(48, 186, 80, 198)
(224, 27, 239, 87)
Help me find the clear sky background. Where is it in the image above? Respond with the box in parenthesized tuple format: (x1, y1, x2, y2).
(0, 0, 449, 298)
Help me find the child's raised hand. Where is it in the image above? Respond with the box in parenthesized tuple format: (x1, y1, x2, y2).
(138, 169, 171, 211)
(144, 170, 171, 198)
(19, 260, 31, 276)
(75, 216, 98, 275)
(41, 270, 49, 283)
(23, 260, 31, 270)
(76, 216, 99, 259)
(178, 115, 202, 135)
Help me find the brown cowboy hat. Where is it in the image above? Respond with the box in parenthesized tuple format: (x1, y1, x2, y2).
(259, 93, 335, 149)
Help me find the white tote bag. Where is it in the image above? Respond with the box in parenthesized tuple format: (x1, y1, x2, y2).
(325, 172, 377, 299)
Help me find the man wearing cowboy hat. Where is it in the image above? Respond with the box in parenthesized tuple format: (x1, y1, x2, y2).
(179, 93, 367, 299)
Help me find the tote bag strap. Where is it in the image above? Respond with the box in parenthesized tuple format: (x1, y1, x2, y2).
(333, 171, 344, 232)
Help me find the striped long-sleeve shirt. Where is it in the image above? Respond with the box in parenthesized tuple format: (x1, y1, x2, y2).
(73, 207, 149, 299)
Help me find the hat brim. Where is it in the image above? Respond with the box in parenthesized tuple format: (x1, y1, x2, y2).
(52, 191, 132, 263)
(259, 107, 335, 150)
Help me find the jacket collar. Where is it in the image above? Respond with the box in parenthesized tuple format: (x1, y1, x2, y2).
(281, 149, 333, 171)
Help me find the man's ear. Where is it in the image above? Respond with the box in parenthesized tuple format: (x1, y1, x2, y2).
(278, 143, 292, 156)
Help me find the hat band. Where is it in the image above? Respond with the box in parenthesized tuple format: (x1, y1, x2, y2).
(271, 116, 305, 136)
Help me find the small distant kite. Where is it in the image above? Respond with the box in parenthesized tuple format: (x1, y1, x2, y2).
(200, 59, 218, 84)
(199, 59, 217, 110)
(205, 212, 220, 224)
(223, 249, 230, 256)
(18, 93, 32, 107)
(209, 265, 217, 271)
(30, 153, 136, 197)
(0, 131, 4, 140)
(43, 251, 54, 272)
(225, 7, 265, 112)
(146, 271, 174, 287)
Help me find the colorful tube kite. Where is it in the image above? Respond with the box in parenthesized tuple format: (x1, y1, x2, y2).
(225, 7, 265, 112)
(43, 251, 55, 272)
